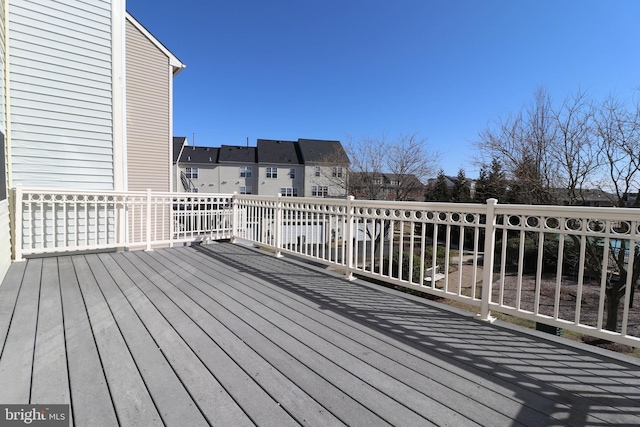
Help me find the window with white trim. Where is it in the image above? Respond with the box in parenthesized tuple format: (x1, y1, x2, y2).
(314, 166, 321, 177)
(187, 187, 199, 193)
(266, 167, 278, 178)
(280, 187, 298, 197)
(240, 186, 252, 194)
(185, 167, 198, 179)
(240, 166, 252, 177)
(289, 168, 296, 179)
(332, 166, 343, 178)
(312, 186, 328, 197)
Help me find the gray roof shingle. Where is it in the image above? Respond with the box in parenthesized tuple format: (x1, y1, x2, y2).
(256, 139, 302, 165)
(297, 139, 350, 164)
(218, 145, 257, 163)
(179, 145, 219, 164)
(173, 136, 187, 163)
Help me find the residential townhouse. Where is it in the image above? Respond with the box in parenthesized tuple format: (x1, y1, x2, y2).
(0, 1, 183, 281)
(351, 172, 426, 201)
(174, 138, 350, 197)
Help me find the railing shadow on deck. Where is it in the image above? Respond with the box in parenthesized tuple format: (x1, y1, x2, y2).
(194, 243, 640, 426)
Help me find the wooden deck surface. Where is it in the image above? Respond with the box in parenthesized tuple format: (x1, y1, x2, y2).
(1, 242, 639, 426)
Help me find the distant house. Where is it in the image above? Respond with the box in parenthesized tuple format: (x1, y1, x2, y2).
(173, 138, 350, 197)
(351, 172, 425, 201)
(550, 188, 615, 207)
(0, 1, 183, 280)
(426, 175, 476, 197)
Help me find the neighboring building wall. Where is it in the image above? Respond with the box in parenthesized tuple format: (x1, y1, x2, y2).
(126, 17, 170, 191)
(218, 164, 257, 194)
(303, 165, 347, 198)
(8, 0, 116, 190)
(258, 165, 303, 196)
(182, 163, 220, 193)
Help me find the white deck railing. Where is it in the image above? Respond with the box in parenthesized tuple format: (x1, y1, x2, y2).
(13, 187, 640, 347)
(13, 186, 234, 258)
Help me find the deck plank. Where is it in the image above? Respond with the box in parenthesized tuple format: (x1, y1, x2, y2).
(1, 243, 640, 426)
(134, 249, 358, 427)
(188, 244, 542, 426)
(97, 252, 258, 427)
(58, 256, 119, 427)
(155, 248, 433, 427)
(0, 258, 41, 403)
(195, 243, 640, 426)
(31, 258, 70, 406)
(0, 261, 26, 358)
(140, 249, 391, 426)
(80, 254, 206, 427)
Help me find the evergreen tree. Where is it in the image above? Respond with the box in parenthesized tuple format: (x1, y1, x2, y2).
(452, 168, 471, 202)
(425, 170, 450, 202)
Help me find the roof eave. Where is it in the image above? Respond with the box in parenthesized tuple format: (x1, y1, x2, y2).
(125, 12, 186, 75)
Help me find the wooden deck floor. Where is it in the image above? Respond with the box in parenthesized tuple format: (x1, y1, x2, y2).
(1, 242, 639, 426)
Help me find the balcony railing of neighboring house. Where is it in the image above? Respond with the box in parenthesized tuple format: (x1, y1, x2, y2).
(12, 186, 640, 348)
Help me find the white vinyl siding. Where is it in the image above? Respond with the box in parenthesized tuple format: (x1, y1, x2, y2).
(8, 0, 114, 190)
(126, 18, 171, 192)
(0, 0, 5, 135)
(0, 200, 9, 283)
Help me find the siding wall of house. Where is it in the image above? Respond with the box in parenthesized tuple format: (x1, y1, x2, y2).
(0, 2, 10, 284)
(125, 19, 170, 192)
(218, 164, 256, 194)
(303, 165, 348, 197)
(177, 163, 221, 193)
(8, 0, 114, 190)
(0, 200, 10, 283)
(259, 165, 303, 196)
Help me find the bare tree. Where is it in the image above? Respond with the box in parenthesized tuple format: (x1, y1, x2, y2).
(343, 133, 438, 259)
(477, 88, 557, 204)
(477, 87, 640, 332)
(346, 132, 438, 201)
(591, 94, 640, 330)
(550, 89, 598, 204)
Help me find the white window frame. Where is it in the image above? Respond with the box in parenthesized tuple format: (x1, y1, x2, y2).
(312, 185, 328, 197)
(280, 187, 298, 197)
(240, 166, 252, 177)
(289, 168, 296, 179)
(240, 186, 252, 194)
(332, 166, 343, 178)
(266, 167, 278, 179)
(185, 166, 199, 179)
(315, 166, 321, 177)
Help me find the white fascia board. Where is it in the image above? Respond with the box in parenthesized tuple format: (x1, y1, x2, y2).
(125, 12, 186, 75)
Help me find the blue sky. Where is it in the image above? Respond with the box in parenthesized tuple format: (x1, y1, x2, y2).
(127, 0, 640, 177)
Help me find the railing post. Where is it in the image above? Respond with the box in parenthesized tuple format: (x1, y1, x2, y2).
(480, 198, 498, 322)
(12, 184, 24, 261)
(231, 192, 238, 243)
(344, 196, 355, 280)
(274, 193, 283, 258)
(146, 188, 152, 251)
